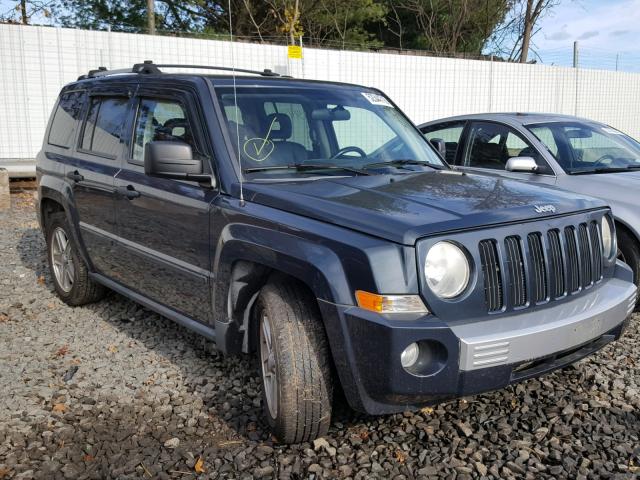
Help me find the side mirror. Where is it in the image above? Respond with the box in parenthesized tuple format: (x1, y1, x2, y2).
(144, 141, 211, 183)
(505, 156, 538, 173)
(429, 138, 447, 158)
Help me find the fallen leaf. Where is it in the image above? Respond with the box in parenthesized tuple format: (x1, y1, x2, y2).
(83, 454, 94, 462)
(0, 314, 8, 323)
(55, 345, 70, 357)
(0, 468, 11, 479)
(52, 403, 67, 413)
(420, 406, 434, 415)
(358, 429, 370, 441)
(47, 302, 57, 309)
(194, 456, 205, 473)
(37, 275, 46, 285)
(107, 345, 118, 353)
(394, 449, 407, 464)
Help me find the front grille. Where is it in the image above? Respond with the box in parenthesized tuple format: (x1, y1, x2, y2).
(479, 220, 604, 313)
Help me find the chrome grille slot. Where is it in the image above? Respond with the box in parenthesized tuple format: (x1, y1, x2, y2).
(578, 223, 593, 288)
(548, 229, 565, 299)
(589, 221, 603, 282)
(505, 236, 527, 307)
(527, 233, 547, 302)
(479, 240, 503, 312)
(564, 226, 580, 293)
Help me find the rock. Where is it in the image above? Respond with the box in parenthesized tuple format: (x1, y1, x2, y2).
(163, 438, 180, 449)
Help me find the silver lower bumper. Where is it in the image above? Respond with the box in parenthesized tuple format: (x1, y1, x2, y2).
(453, 263, 637, 371)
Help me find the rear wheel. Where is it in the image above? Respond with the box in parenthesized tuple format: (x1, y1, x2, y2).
(46, 212, 106, 306)
(255, 281, 333, 444)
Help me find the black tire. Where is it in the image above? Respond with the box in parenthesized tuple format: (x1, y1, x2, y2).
(255, 281, 333, 444)
(45, 212, 106, 306)
(618, 228, 640, 291)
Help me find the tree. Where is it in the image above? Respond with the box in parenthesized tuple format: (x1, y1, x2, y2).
(0, 0, 54, 24)
(486, 0, 559, 62)
(377, 0, 511, 55)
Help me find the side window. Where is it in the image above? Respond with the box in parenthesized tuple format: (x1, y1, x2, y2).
(48, 91, 86, 148)
(422, 122, 465, 164)
(132, 98, 200, 164)
(466, 122, 545, 171)
(333, 106, 395, 154)
(263, 102, 312, 150)
(80, 97, 129, 157)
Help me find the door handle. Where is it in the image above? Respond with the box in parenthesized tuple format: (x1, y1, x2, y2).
(66, 170, 84, 182)
(116, 185, 141, 199)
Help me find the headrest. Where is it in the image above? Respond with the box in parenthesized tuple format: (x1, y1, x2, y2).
(164, 118, 187, 129)
(264, 113, 292, 140)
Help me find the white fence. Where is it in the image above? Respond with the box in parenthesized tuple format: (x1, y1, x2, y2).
(2, 23, 640, 161)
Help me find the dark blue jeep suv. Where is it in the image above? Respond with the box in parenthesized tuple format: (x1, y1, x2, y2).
(36, 62, 637, 443)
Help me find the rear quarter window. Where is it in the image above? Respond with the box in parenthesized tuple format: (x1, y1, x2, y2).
(47, 91, 86, 148)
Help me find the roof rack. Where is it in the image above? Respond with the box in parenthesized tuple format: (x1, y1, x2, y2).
(78, 60, 286, 80)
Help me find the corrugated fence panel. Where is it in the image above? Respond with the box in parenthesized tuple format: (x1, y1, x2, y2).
(2, 23, 640, 160)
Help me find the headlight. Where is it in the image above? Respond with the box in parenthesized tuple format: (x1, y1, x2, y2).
(601, 215, 615, 259)
(425, 242, 470, 298)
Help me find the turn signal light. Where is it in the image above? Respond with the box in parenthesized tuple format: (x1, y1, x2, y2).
(355, 290, 429, 314)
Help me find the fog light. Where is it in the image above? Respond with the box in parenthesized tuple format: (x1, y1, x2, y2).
(401, 342, 419, 368)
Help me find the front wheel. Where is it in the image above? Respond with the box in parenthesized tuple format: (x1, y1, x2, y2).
(255, 281, 333, 444)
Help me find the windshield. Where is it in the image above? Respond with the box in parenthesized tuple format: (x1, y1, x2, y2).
(215, 86, 445, 179)
(527, 121, 640, 174)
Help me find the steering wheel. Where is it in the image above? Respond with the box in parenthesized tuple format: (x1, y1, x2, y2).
(331, 146, 367, 159)
(593, 154, 615, 167)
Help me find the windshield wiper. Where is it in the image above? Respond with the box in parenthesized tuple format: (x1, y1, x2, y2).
(363, 159, 443, 170)
(243, 163, 370, 175)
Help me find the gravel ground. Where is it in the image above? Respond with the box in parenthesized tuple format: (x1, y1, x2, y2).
(0, 191, 639, 480)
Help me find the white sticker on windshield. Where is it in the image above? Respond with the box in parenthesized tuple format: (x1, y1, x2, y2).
(361, 92, 393, 107)
(602, 127, 624, 135)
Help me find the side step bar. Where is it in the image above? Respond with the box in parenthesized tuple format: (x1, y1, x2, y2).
(90, 273, 217, 341)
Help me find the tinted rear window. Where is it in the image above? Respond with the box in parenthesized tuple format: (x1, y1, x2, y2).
(80, 97, 129, 157)
(48, 91, 85, 148)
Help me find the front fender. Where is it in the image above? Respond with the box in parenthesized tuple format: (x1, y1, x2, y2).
(209, 198, 420, 354)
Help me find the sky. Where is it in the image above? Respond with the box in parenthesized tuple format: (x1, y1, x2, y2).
(533, 0, 640, 71)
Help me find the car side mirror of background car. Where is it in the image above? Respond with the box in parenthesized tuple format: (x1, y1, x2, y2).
(505, 156, 538, 173)
(144, 141, 212, 184)
(429, 138, 447, 159)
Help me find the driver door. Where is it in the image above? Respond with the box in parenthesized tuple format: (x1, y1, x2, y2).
(460, 121, 556, 185)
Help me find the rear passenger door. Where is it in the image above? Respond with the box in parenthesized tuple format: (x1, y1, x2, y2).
(421, 121, 466, 164)
(113, 87, 217, 323)
(70, 86, 134, 277)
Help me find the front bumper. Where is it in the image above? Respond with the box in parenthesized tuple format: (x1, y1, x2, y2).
(319, 262, 636, 415)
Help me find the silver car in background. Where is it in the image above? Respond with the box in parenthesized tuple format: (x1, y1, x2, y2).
(420, 113, 640, 292)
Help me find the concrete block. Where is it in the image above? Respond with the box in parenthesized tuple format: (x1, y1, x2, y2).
(0, 169, 9, 210)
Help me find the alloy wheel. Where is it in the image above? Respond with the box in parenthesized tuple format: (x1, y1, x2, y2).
(51, 227, 75, 293)
(259, 312, 278, 418)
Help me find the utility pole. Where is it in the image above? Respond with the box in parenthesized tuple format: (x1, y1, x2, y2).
(147, 0, 155, 35)
(20, 0, 28, 24)
(573, 41, 579, 68)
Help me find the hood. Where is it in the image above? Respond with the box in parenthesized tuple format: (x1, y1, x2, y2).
(244, 171, 606, 245)
(561, 170, 640, 211)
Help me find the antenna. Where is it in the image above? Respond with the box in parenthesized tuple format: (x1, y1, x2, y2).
(228, 0, 244, 207)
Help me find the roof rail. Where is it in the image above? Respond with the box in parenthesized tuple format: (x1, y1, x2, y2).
(78, 60, 286, 80)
